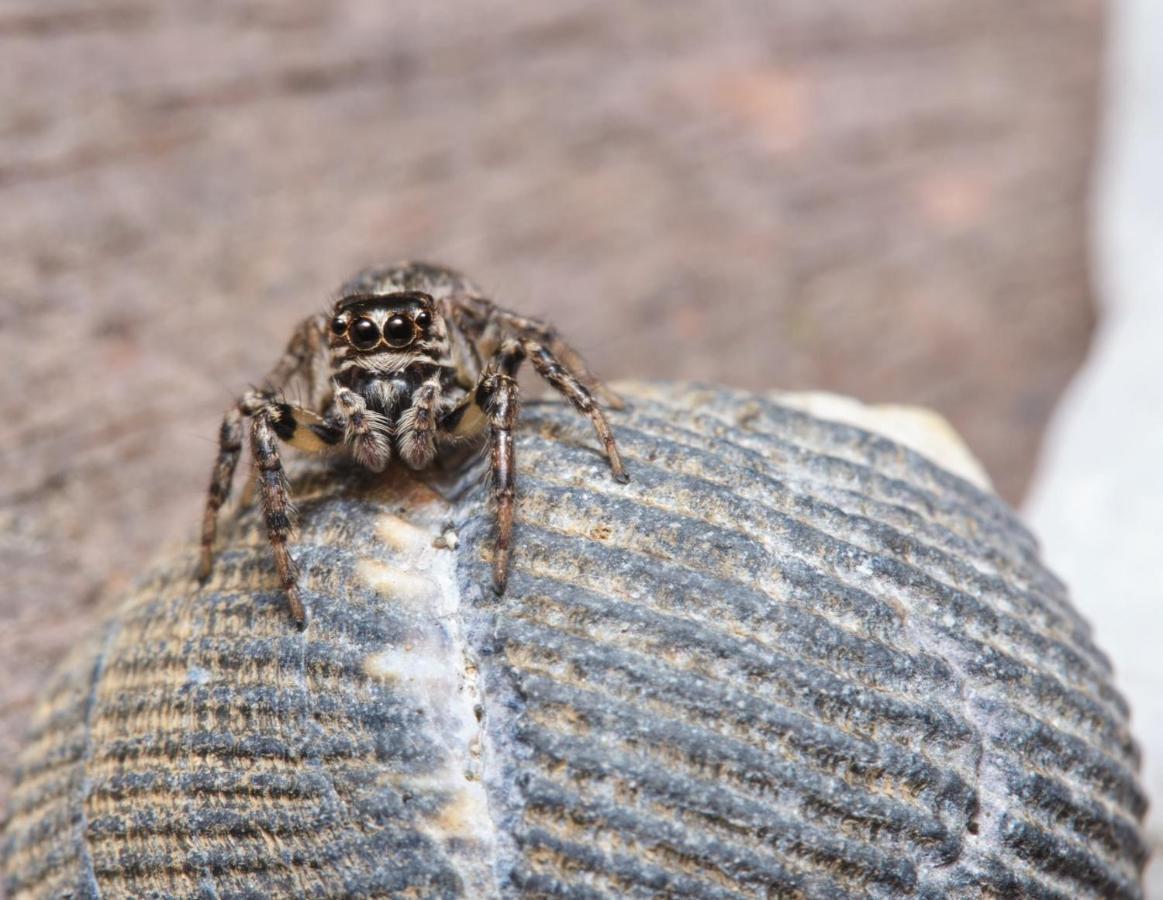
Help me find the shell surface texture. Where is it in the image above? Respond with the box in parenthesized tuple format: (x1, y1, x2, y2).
(0, 382, 1148, 899)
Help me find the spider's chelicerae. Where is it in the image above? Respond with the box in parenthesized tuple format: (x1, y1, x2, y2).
(198, 262, 628, 628)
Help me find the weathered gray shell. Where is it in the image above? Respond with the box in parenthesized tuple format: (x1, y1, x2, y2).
(0, 383, 1148, 898)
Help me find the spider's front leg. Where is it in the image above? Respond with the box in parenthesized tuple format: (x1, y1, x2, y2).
(199, 314, 329, 583)
(485, 373, 520, 592)
(200, 391, 340, 629)
(249, 406, 306, 628)
(247, 400, 343, 628)
(439, 341, 524, 591)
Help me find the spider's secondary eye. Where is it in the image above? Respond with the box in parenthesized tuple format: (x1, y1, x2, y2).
(384, 315, 415, 347)
(350, 318, 380, 350)
(330, 316, 347, 335)
(415, 310, 432, 328)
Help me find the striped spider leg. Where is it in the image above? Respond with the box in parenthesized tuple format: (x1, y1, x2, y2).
(439, 325, 629, 593)
(198, 315, 340, 628)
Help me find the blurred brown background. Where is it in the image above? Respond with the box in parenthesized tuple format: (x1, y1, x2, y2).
(0, 2, 1102, 807)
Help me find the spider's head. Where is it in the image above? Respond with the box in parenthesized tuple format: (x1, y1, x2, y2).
(329, 290, 437, 354)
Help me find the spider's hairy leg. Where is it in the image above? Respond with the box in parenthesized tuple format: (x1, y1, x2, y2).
(438, 338, 526, 442)
(523, 339, 629, 483)
(199, 404, 244, 580)
(198, 393, 337, 584)
(198, 315, 329, 582)
(250, 409, 307, 629)
(494, 307, 624, 409)
(264, 313, 330, 403)
(487, 373, 520, 593)
(438, 339, 525, 592)
(332, 384, 391, 472)
(238, 401, 340, 510)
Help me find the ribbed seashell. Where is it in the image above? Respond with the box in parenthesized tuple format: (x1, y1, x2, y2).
(0, 383, 1148, 898)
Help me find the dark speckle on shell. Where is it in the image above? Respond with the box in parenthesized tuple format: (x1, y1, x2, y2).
(0, 382, 1148, 898)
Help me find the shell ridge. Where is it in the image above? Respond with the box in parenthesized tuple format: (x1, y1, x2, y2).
(514, 461, 1131, 770)
(76, 617, 122, 900)
(1, 384, 1147, 898)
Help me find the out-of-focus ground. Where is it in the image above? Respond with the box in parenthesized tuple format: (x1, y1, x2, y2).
(0, 3, 1102, 813)
(1026, 0, 1163, 890)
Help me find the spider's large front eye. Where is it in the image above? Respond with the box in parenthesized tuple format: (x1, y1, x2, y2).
(383, 315, 415, 348)
(350, 318, 380, 350)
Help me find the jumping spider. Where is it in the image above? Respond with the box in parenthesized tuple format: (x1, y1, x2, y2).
(198, 262, 629, 628)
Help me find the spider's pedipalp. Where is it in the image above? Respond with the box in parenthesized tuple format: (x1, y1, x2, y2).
(396, 377, 442, 469)
(331, 385, 392, 472)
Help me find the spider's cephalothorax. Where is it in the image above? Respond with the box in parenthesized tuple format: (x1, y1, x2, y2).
(198, 262, 628, 628)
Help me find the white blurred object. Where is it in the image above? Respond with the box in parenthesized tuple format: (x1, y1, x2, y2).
(1024, 0, 1163, 893)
